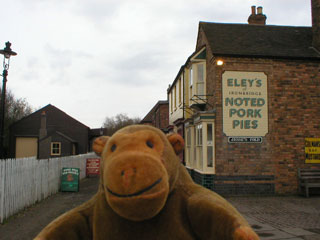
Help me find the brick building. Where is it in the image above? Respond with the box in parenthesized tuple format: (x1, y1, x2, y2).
(9, 104, 89, 159)
(140, 100, 169, 133)
(171, 2, 320, 195)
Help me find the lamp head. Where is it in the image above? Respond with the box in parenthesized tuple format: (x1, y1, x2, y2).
(0, 42, 17, 59)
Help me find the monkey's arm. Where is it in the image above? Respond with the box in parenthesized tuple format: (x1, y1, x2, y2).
(34, 196, 96, 240)
(187, 187, 259, 240)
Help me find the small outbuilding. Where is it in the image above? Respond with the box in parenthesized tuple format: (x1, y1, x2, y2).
(9, 104, 89, 159)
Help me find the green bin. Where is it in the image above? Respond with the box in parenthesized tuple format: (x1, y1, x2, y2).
(61, 168, 80, 192)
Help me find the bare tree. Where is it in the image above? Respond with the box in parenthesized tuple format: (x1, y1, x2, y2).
(102, 113, 141, 136)
(1, 88, 33, 157)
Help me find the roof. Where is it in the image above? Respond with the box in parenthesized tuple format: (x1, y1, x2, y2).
(10, 104, 89, 129)
(199, 22, 320, 59)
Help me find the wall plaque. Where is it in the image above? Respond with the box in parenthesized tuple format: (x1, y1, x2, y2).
(305, 138, 320, 163)
(222, 71, 268, 137)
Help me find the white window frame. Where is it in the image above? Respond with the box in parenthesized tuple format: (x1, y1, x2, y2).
(186, 126, 191, 168)
(189, 62, 206, 102)
(196, 123, 203, 171)
(185, 123, 195, 170)
(51, 142, 61, 156)
(170, 92, 173, 113)
(189, 66, 193, 87)
(193, 117, 215, 174)
(178, 77, 182, 105)
(206, 123, 214, 168)
(174, 85, 177, 110)
(189, 66, 193, 101)
(196, 63, 205, 96)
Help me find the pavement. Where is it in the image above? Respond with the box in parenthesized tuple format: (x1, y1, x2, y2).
(0, 177, 100, 240)
(0, 176, 319, 240)
(227, 196, 320, 240)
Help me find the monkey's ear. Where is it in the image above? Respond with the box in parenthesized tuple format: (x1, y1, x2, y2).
(93, 136, 110, 156)
(167, 133, 184, 155)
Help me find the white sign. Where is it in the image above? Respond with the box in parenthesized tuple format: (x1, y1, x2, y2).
(228, 137, 263, 143)
(222, 71, 268, 137)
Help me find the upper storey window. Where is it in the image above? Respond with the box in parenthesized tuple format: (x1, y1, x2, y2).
(188, 47, 206, 104)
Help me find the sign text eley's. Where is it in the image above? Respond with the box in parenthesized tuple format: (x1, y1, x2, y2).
(222, 71, 268, 137)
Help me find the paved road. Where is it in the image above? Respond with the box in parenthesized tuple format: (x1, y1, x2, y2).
(0, 176, 319, 240)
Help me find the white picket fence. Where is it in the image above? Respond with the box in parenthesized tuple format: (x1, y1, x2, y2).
(0, 152, 97, 223)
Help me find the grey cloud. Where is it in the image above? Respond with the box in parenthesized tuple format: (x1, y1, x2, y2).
(44, 44, 92, 69)
(74, 0, 126, 24)
(42, 44, 93, 84)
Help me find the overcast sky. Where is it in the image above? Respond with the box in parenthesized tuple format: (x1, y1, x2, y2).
(2, 0, 312, 128)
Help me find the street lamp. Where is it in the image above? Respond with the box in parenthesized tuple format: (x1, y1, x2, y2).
(0, 42, 17, 158)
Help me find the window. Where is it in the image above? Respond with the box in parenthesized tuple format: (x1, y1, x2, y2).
(196, 124, 203, 170)
(170, 92, 173, 113)
(174, 85, 177, 110)
(185, 124, 195, 169)
(178, 77, 182, 104)
(51, 142, 61, 156)
(189, 67, 193, 103)
(207, 124, 213, 167)
(207, 124, 213, 143)
(185, 114, 215, 173)
(189, 62, 206, 104)
(197, 124, 203, 146)
(187, 128, 191, 147)
(189, 66, 193, 86)
(186, 128, 191, 166)
(197, 63, 205, 95)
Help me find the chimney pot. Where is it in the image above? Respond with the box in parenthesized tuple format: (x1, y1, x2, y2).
(257, 6, 263, 14)
(251, 6, 256, 15)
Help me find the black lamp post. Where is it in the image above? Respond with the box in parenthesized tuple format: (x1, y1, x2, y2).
(0, 42, 17, 158)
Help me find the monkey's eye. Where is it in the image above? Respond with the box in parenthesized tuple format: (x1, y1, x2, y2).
(146, 140, 154, 149)
(111, 144, 117, 152)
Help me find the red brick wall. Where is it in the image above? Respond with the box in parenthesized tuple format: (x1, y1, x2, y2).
(150, 103, 169, 131)
(159, 104, 169, 130)
(205, 55, 320, 194)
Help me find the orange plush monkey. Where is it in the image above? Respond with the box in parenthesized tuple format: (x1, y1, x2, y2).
(35, 125, 259, 240)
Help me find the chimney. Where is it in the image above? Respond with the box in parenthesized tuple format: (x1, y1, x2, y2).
(248, 6, 267, 25)
(312, 0, 320, 50)
(39, 111, 47, 139)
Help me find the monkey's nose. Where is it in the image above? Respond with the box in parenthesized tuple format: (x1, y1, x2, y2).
(121, 168, 137, 188)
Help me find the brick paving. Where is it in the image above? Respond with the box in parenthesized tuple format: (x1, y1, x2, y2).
(227, 196, 320, 239)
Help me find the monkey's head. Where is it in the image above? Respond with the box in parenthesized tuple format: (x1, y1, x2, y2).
(93, 125, 184, 221)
